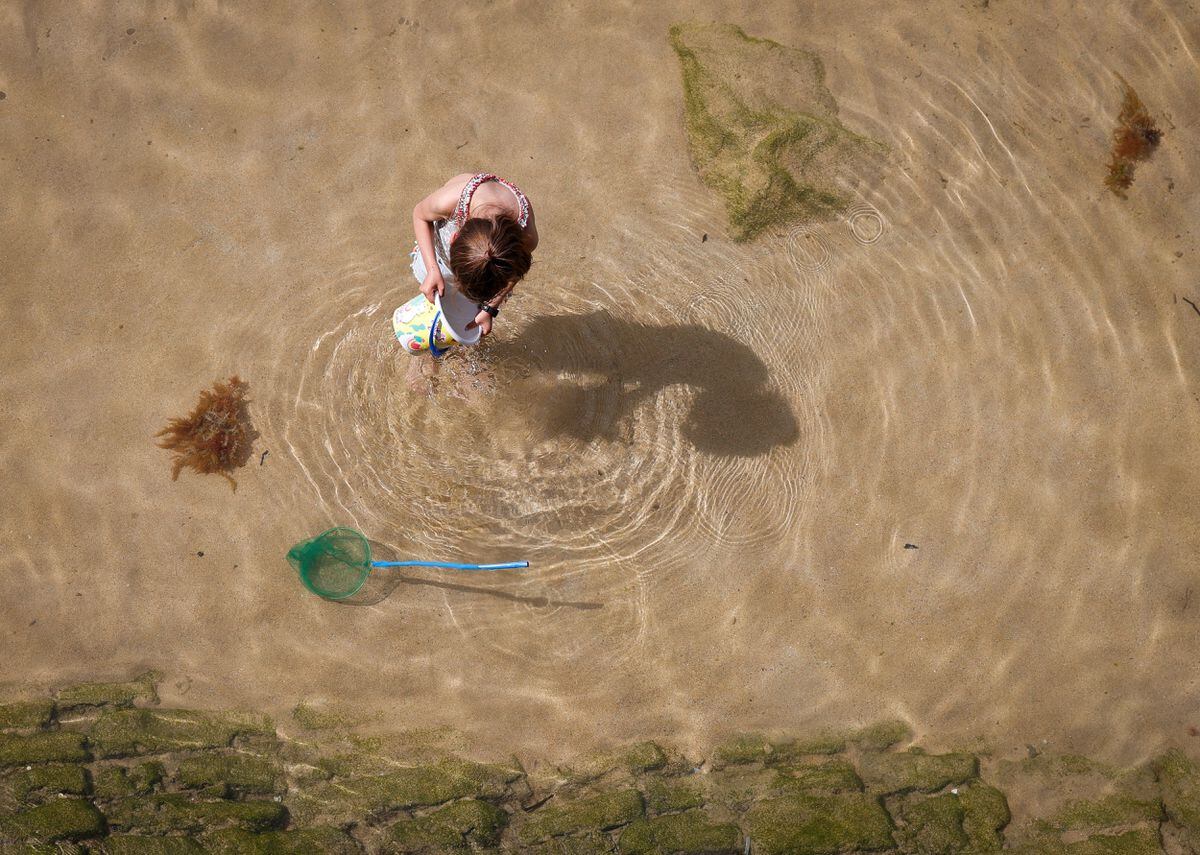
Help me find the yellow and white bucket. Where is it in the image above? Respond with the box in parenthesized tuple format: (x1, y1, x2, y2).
(392, 288, 482, 356)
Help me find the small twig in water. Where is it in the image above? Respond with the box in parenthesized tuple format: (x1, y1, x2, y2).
(259, 450, 269, 466)
(1184, 586, 1192, 613)
(1182, 296, 1200, 318)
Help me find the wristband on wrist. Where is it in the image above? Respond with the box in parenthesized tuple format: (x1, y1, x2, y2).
(479, 303, 500, 318)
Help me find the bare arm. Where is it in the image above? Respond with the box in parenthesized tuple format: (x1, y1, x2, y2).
(411, 173, 473, 298)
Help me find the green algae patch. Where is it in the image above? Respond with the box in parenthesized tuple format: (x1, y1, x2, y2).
(894, 793, 968, 854)
(644, 777, 704, 814)
(619, 810, 741, 854)
(176, 754, 281, 795)
(851, 721, 914, 752)
(0, 732, 88, 768)
(773, 760, 863, 794)
(958, 783, 1009, 851)
(624, 742, 668, 774)
(291, 757, 516, 823)
(104, 794, 285, 835)
(520, 789, 644, 842)
(290, 704, 359, 732)
(523, 832, 614, 855)
(101, 836, 206, 854)
(857, 750, 977, 795)
(92, 762, 164, 800)
(1011, 828, 1162, 855)
(6, 763, 88, 805)
(89, 710, 271, 758)
(768, 735, 847, 764)
(1043, 793, 1163, 833)
(713, 734, 771, 767)
(0, 798, 105, 842)
(0, 702, 54, 732)
(1155, 749, 1200, 846)
(668, 22, 884, 242)
(388, 798, 508, 849)
(743, 792, 894, 854)
(203, 826, 361, 854)
(55, 673, 159, 710)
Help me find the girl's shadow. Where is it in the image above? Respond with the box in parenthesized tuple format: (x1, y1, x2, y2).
(486, 311, 799, 457)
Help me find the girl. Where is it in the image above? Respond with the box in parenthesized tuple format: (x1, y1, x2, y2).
(410, 172, 539, 338)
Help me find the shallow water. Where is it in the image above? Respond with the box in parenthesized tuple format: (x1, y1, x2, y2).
(2, 0, 1198, 764)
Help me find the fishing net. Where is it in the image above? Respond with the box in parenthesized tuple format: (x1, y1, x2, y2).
(286, 527, 372, 599)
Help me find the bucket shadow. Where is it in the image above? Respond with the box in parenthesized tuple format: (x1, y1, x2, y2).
(333, 540, 603, 610)
(486, 311, 799, 457)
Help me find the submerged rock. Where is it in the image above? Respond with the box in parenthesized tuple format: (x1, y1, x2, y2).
(669, 22, 885, 241)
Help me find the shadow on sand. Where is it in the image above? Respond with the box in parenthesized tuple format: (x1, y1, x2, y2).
(486, 311, 799, 457)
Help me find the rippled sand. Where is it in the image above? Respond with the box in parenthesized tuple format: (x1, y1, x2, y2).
(2, 0, 1198, 764)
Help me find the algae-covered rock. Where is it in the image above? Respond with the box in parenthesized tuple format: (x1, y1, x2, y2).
(0, 798, 105, 842)
(1043, 793, 1163, 833)
(0, 702, 54, 732)
(773, 761, 862, 794)
(894, 793, 968, 854)
(388, 798, 508, 850)
(202, 826, 360, 854)
(177, 754, 281, 795)
(1011, 828, 1162, 855)
(624, 742, 668, 774)
(743, 792, 894, 854)
(768, 735, 847, 764)
(857, 750, 977, 795)
(713, 734, 771, 767)
(290, 758, 516, 824)
(668, 22, 884, 241)
(958, 783, 1009, 851)
(618, 810, 741, 854)
(851, 721, 914, 752)
(644, 777, 704, 814)
(0, 732, 88, 768)
(520, 789, 644, 842)
(56, 673, 159, 710)
(1155, 749, 1200, 847)
(6, 763, 88, 804)
(522, 833, 614, 855)
(89, 709, 271, 757)
(290, 704, 358, 732)
(92, 762, 165, 800)
(99, 836, 206, 854)
(104, 794, 285, 835)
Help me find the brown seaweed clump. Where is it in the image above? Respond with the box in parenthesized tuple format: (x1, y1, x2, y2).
(1105, 79, 1162, 197)
(156, 376, 258, 490)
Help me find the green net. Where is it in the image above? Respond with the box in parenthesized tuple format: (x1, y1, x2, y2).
(286, 527, 372, 600)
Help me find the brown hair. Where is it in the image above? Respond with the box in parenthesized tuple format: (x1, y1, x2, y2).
(449, 214, 532, 304)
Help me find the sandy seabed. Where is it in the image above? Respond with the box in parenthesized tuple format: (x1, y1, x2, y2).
(1, 0, 1198, 766)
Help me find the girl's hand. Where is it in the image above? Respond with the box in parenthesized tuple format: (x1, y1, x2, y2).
(467, 310, 493, 336)
(420, 269, 445, 303)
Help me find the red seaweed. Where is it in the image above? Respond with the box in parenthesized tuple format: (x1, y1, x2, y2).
(1105, 79, 1162, 198)
(156, 376, 258, 490)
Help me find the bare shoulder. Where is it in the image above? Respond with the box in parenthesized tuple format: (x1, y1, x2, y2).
(523, 202, 539, 252)
(415, 173, 475, 220)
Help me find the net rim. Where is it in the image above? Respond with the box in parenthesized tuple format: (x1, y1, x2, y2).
(296, 526, 371, 600)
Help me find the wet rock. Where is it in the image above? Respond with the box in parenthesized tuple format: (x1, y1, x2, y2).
(0, 701, 54, 731)
(6, 763, 88, 805)
(958, 783, 1009, 851)
(857, 750, 977, 795)
(520, 789, 644, 842)
(101, 836, 205, 854)
(767, 734, 847, 763)
(56, 673, 159, 710)
(772, 760, 863, 794)
(104, 794, 286, 835)
(290, 703, 356, 732)
(618, 810, 741, 854)
(1153, 750, 1200, 848)
(1042, 792, 1163, 834)
(92, 762, 165, 799)
(1009, 828, 1161, 854)
(894, 793, 968, 854)
(387, 798, 507, 849)
(623, 742, 668, 774)
(89, 709, 271, 757)
(851, 721, 914, 751)
(523, 832, 614, 855)
(0, 732, 89, 767)
(743, 792, 894, 854)
(668, 22, 885, 241)
(203, 826, 360, 854)
(712, 733, 771, 767)
(644, 777, 704, 814)
(0, 798, 105, 842)
(176, 754, 281, 795)
(290, 758, 516, 823)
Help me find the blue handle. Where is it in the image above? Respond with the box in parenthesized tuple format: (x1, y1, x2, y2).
(371, 560, 528, 571)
